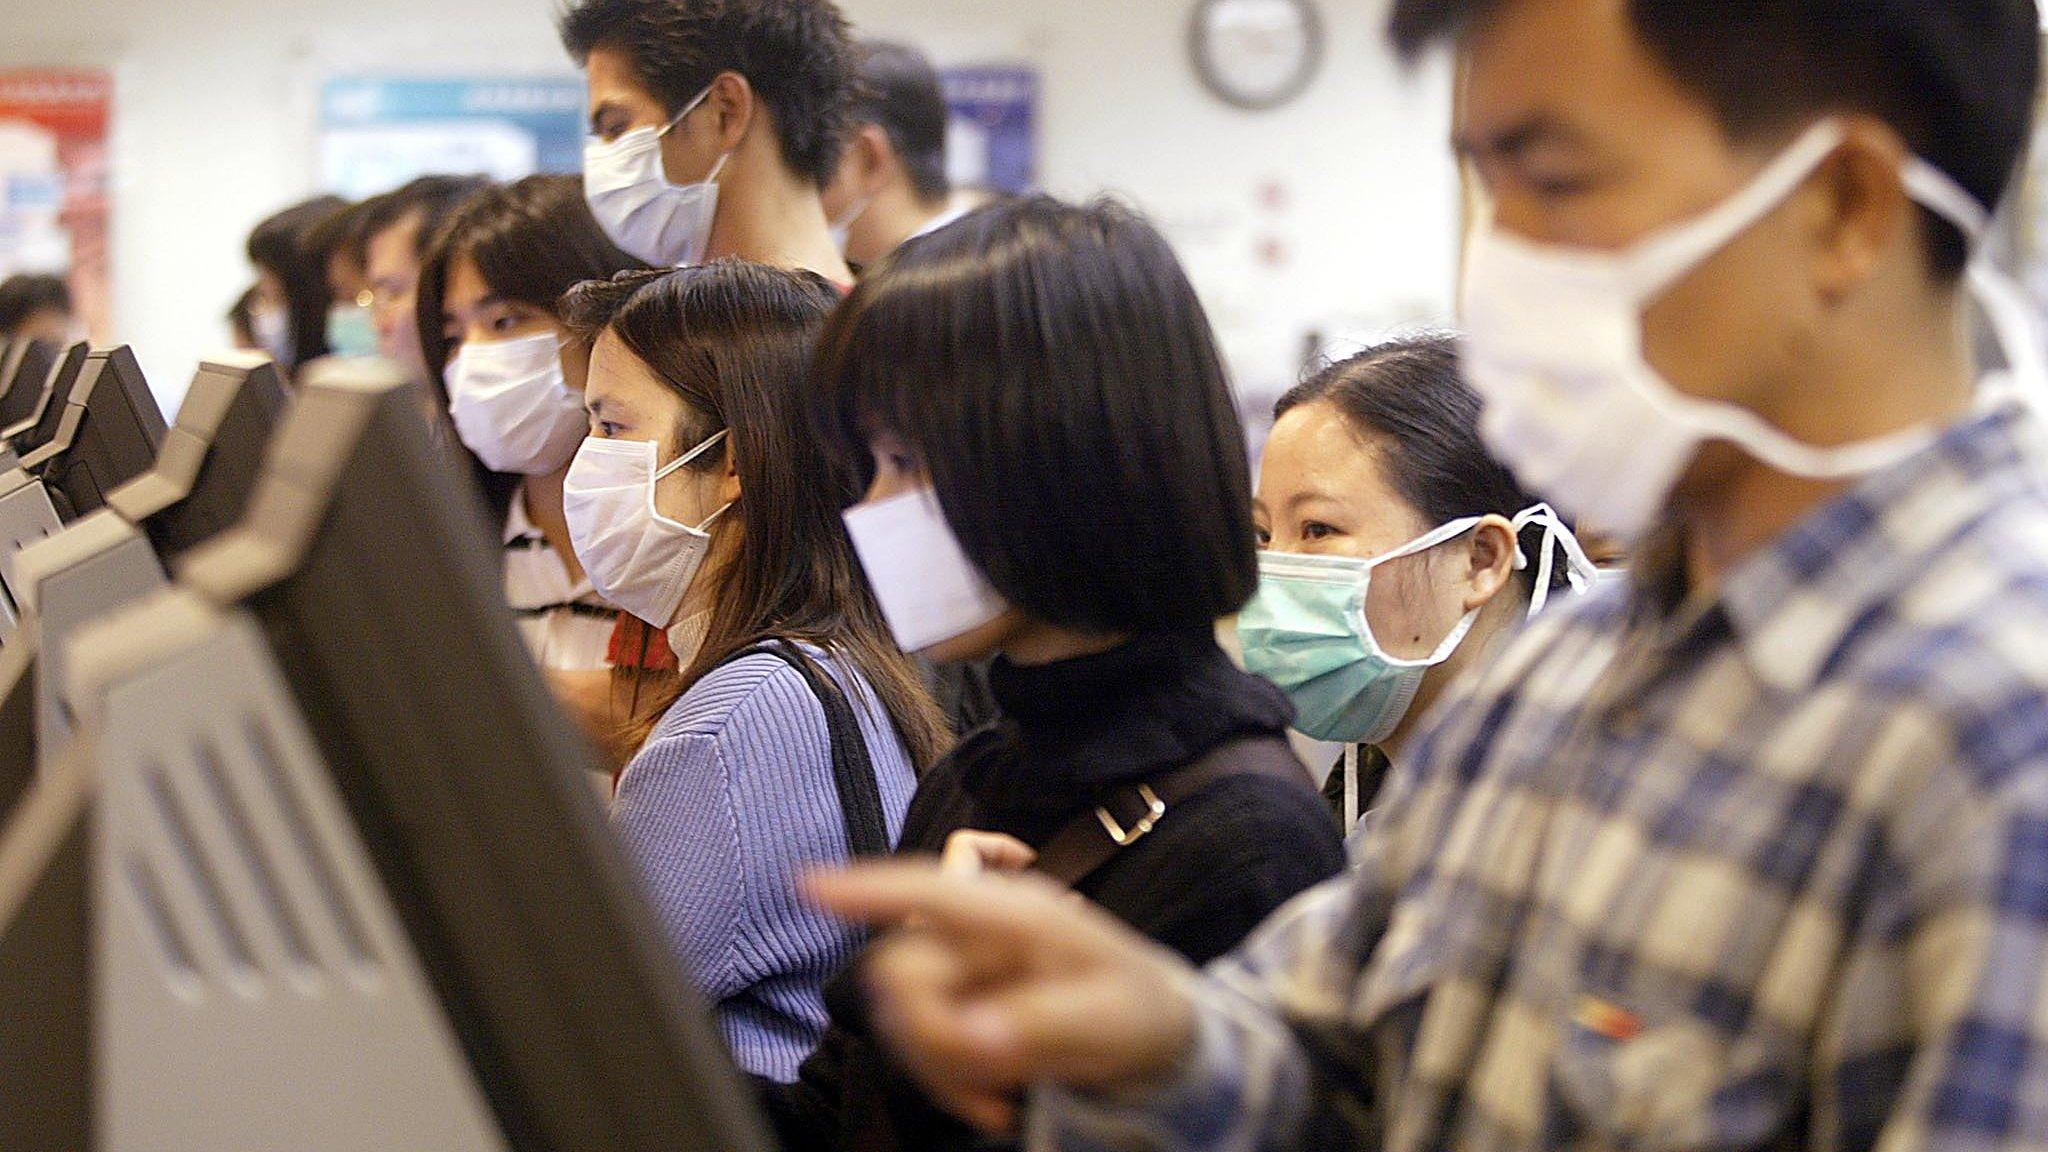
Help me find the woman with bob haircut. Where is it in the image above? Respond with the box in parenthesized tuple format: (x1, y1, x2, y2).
(761, 196, 1344, 1150)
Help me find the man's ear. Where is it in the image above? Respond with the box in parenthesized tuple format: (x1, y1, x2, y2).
(1808, 116, 1914, 302)
(853, 124, 895, 193)
(704, 70, 756, 153)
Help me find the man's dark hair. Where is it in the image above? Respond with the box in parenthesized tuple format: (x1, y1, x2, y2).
(815, 196, 1258, 634)
(1389, 0, 2042, 278)
(849, 40, 950, 203)
(355, 175, 494, 265)
(0, 274, 73, 336)
(560, 0, 854, 188)
(301, 199, 370, 277)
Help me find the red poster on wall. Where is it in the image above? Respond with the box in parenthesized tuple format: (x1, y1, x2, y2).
(0, 69, 112, 342)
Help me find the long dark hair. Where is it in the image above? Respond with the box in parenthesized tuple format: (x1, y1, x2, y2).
(415, 174, 645, 524)
(815, 195, 1259, 634)
(561, 261, 951, 768)
(1278, 334, 1568, 598)
(247, 195, 349, 373)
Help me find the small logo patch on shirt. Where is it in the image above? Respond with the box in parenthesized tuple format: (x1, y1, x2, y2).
(1574, 995, 1644, 1043)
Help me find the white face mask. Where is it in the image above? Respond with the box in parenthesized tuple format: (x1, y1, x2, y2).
(564, 431, 731, 627)
(828, 193, 874, 255)
(583, 85, 730, 267)
(843, 487, 1008, 653)
(252, 305, 291, 365)
(1461, 117, 2046, 544)
(447, 332, 588, 475)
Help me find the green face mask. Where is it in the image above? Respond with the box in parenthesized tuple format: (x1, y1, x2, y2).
(324, 302, 378, 359)
(1239, 505, 1594, 745)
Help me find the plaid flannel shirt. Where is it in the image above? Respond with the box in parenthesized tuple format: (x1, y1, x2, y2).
(1037, 402, 2048, 1152)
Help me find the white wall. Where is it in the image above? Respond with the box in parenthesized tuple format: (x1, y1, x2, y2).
(0, 0, 1459, 419)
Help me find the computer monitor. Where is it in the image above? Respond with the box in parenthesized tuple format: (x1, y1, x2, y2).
(39, 359, 768, 1151)
(0, 639, 34, 822)
(106, 353, 289, 564)
(22, 345, 169, 521)
(5, 341, 88, 454)
(0, 339, 59, 429)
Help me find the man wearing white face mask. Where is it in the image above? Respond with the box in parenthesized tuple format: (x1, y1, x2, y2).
(799, 3, 2048, 1150)
(820, 40, 966, 271)
(561, 0, 854, 286)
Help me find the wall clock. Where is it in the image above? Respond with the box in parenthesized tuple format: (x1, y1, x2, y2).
(1189, 0, 1326, 112)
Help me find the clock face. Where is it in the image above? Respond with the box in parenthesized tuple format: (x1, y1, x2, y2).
(1190, 0, 1326, 111)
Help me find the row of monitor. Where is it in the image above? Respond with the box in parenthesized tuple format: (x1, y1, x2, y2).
(0, 344, 762, 1150)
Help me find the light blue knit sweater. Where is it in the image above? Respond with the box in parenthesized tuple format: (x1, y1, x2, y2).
(610, 645, 917, 1082)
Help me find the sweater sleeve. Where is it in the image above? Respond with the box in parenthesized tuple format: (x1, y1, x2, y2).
(610, 729, 751, 1000)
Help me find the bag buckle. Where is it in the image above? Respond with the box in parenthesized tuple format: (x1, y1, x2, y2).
(1095, 784, 1166, 847)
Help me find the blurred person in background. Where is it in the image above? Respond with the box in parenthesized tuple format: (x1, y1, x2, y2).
(357, 175, 493, 382)
(225, 285, 262, 351)
(245, 194, 350, 373)
(820, 40, 963, 270)
(304, 199, 379, 359)
(0, 273, 78, 344)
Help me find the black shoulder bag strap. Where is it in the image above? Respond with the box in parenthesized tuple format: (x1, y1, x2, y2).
(739, 640, 894, 859)
(1031, 735, 1315, 887)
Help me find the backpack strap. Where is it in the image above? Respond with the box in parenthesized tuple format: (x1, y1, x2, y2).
(1031, 736, 1313, 886)
(732, 641, 893, 859)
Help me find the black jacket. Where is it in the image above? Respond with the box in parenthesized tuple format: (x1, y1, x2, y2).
(762, 631, 1346, 1152)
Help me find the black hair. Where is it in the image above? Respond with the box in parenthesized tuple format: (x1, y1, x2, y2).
(246, 194, 351, 371)
(849, 40, 950, 204)
(1388, 0, 2042, 279)
(1278, 335, 1566, 598)
(0, 274, 73, 336)
(560, 0, 854, 188)
(353, 175, 495, 266)
(415, 174, 646, 524)
(816, 195, 1258, 634)
(302, 200, 370, 282)
(560, 261, 951, 767)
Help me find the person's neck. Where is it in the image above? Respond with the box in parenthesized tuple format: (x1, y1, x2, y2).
(847, 186, 948, 267)
(1383, 588, 1525, 762)
(1000, 620, 1129, 667)
(704, 155, 852, 284)
(1680, 309, 1976, 595)
(522, 467, 583, 584)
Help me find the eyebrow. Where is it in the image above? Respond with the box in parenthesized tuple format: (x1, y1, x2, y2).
(588, 100, 627, 135)
(1452, 112, 1587, 162)
(1277, 488, 1349, 515)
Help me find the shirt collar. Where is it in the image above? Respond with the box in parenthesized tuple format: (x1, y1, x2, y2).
(1643, 402, 2044, 695)
(909, 205, 970, 241)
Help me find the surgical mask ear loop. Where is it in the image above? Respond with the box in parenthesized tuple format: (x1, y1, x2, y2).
(657, 84, 714, 140)
(653, 85, 732, 190)
(1508, 504, 1600, 616)
(1901, 158, 2048, 409)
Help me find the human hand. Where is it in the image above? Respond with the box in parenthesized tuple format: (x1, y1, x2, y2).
(806, 862, 1198, 1133)
(939, 829, 1037, 877)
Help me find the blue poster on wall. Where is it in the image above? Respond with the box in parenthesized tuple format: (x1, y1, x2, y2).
(319, 77, 586, 199)
(941, 66, 1037, 195)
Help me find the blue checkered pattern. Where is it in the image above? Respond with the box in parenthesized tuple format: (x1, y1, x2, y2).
(1037, 404, 2048, 1151)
